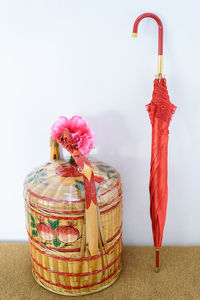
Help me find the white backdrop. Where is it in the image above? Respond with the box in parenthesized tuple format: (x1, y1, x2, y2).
(1, 0, 200, 246)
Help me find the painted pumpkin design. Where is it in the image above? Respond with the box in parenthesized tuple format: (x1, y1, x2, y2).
(56, 224, 79, 243)
(37, 222, 55, 241)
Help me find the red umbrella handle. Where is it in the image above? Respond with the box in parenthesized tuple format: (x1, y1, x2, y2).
(132, 13, 163, 75)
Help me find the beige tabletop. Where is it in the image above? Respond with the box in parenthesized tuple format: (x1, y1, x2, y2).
(0, 244, 200, 300)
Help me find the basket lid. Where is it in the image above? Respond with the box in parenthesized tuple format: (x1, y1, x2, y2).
(24, 159, 121, 213)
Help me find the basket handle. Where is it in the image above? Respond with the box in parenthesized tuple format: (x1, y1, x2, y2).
(50, 137, 60, 160)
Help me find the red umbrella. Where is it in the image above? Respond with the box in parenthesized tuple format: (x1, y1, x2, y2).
(132, 13, 177, 272)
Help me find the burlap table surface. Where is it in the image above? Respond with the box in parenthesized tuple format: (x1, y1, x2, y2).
(0, 244, 200, 300)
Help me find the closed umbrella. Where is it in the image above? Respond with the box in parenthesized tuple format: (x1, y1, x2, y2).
(132, 13, 177, 272)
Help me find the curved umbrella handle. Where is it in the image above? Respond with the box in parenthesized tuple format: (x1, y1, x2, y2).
(132, 13, 163, 75)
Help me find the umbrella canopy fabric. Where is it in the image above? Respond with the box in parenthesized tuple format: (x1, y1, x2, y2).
(146, 78, 176, 249)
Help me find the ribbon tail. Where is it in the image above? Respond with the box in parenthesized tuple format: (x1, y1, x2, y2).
(85, 201, 99, 256)
(83, 172, 99, 257)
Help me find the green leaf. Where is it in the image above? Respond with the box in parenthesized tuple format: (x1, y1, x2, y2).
(98, 164, 107, 168)
(48, 219, 59, 230)
(97, 166, 106, 172)
(31, 222, 36, 228)
(113, 175, 119, 179)
(75, 184, 85, 191)
(98, 164, 110, 169)
(30, 214, 35, 223)
(69, 155, 75, 163)
(32, 230, 38, 237)
(76, 180, 84, 185)
(39, 172, 46, 177)
(48, 219, 54, 229)
(28, 176, 34, 183)
(108, 169, 115, 174)
(53, 220, 59, 230)
(53, 239, 61, 247)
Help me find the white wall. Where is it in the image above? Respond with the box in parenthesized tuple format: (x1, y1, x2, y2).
(1, 0, 200, 246)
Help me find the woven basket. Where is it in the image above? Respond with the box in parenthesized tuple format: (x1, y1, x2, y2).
(24, 148, 122, 295)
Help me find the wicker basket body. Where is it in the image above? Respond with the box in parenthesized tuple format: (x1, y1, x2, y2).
(24, 159, 122, 296)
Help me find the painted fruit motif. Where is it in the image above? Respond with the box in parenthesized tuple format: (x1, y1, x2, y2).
(37, 222, 55, 241)
(56, 163, 80, 178)
(56, 224, 79, 243)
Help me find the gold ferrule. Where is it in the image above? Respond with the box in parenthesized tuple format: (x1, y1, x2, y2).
(155, 267, 160, 273)
(132, 32, 137, 37)
(158, 55, 163, 75)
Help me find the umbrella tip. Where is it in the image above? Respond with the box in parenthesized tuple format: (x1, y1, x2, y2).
(155, 248, 160, 273)
(132, 32, 137, 37)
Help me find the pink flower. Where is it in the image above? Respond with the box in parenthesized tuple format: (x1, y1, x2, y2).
(51, 115, 95, 156)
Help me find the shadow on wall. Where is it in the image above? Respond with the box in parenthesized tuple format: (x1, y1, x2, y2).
(89, 111, 152, 245)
